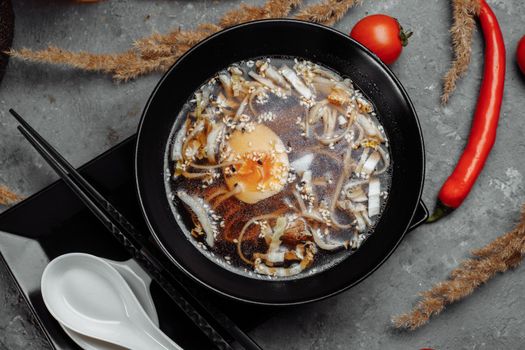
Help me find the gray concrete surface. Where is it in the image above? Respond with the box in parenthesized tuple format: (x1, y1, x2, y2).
(1, 0, 524, 349)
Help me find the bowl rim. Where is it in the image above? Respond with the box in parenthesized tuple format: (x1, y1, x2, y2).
(135, 18, 426, 305)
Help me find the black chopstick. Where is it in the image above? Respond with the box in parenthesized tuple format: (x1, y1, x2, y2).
(10, 109, 262, 350)
(9, 109, 144, 242)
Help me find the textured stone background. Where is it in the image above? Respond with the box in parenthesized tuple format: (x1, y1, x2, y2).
(1, 0, 525, 349)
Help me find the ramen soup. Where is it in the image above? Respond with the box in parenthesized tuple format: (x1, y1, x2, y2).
(166, 57, 391, 280)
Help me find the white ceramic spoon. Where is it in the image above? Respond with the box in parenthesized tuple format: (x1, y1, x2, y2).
(59, 257, 159, 350)
(102, 258, 159, 326)
(41, 253, 182, 350)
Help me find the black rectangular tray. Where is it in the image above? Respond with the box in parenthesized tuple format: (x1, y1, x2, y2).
(0, 135, 428, 350)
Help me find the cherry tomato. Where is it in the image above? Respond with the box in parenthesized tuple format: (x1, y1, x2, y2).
(518, 35, 525, 75)
(350, 14, 412, 65)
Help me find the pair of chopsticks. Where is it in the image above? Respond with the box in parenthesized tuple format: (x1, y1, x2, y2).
(9, 109, 262, 350)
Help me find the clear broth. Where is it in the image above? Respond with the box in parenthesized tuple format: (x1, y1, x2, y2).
(165, 56, 392, 280)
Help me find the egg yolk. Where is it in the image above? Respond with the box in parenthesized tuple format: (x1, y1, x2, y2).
(224, 124, 289, 204)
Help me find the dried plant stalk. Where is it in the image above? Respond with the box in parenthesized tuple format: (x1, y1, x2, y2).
(471, 224, 523, 258)
(295, 0, 361, 25)
(135, 0, 301, 60)
(0, 185, 20, 206)
(134, 24, 219, 61)
(441, 0, 481, 104)
(11, 0, 302, 81)
(219, 0, 302, 27)
(393, 205, 525, 330)
(9, 47, 175, 81)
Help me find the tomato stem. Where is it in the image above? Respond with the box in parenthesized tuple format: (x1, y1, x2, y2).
(399, 26, 413, 47)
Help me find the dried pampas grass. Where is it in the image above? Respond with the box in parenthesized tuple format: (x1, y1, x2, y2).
(0, 185, 20, 206)
(10, 0, 303, 81)
(9, 47, 152, 81)
(11, 0, 481, 100)
(295, 0, 361, 26)
(219, 0, 302, 27)
(135, 0, 301, 61)
(8, 0, 367, 81)
(441, 0, 481, 104)
(393, 205, 525, 330)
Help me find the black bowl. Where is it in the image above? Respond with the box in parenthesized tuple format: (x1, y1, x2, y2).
(135, 19, 425, 305)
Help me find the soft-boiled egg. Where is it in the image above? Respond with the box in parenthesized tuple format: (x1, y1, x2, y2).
(224, 124, 289, 204)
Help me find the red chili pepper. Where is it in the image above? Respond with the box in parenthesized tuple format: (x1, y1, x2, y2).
(428, 0, 506, 223)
